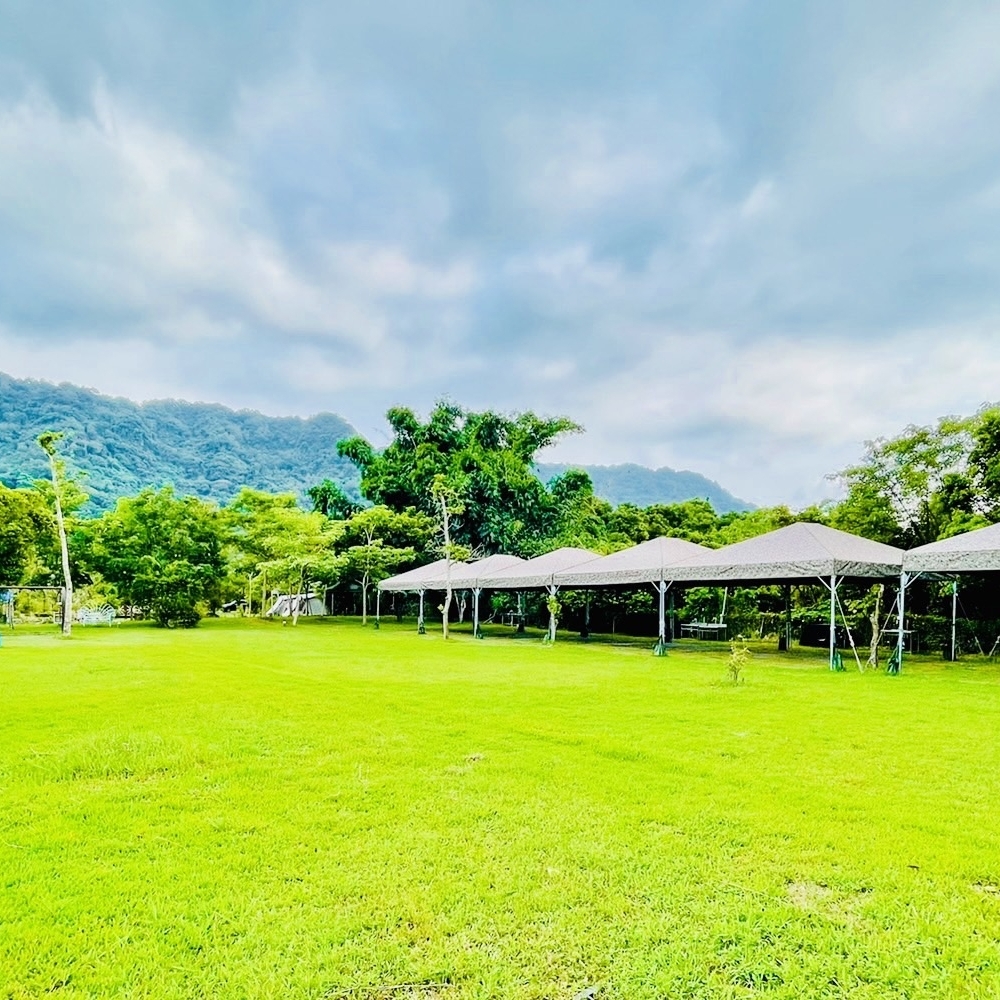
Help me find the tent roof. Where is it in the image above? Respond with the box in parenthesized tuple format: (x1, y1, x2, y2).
(445, 554, 526, 589)
(477, 547, 601, 589)
(553, 536, 709, 586)
(904, 521, 1000, 573)
(379, 557, 469, 592)
(667, 522, 904, 583)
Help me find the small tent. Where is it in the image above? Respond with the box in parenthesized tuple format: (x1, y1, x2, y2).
(266, 592, 328, 618)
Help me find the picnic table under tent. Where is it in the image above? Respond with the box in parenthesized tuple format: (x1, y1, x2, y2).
(378, 557, 469, 631)
(476, 547, 603, 641)
(666, 522, 905, 669)
(553, 536, 711, 653)
(904, 521, 1000, 661)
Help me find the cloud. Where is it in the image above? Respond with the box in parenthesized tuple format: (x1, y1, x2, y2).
(1, 1, 1000, 509)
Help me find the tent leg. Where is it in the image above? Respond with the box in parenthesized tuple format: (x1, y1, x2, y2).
(473, 587, 481, 638)
(829, 574, 838, 670)
(547, 584, 558, 642)
(892, 571, 908, 674)
(784, 584, 792, 652)
(581, 592, 590, 638)
(375, 588, 380, 630)
(654, 581, 668, 656)
(951, 579, 958, 662)
(418, 590, 426, 634)
(517, 592, 525, 633)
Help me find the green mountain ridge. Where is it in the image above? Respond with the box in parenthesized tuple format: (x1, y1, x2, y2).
(0, 373, 752, 514)
(535, 462, 752, 514)
(0, 374, 361, 512)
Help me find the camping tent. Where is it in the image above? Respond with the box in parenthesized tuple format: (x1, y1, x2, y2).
(266, 592, 327, 618)
(553, 536, 711, 648)
(903, 522, 1000, 661)
(477, 547, 602, 641)
(667, 522, 905, 667)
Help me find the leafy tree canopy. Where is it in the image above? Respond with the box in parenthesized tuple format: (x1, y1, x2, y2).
(338, 402, 582, 555)
(83, 487, 228, 627)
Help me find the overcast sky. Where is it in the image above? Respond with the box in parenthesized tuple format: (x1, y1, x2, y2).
(2, 2, 1000, 506)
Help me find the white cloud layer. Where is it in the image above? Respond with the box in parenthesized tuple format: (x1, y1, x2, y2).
(1, 1, 1000, 507)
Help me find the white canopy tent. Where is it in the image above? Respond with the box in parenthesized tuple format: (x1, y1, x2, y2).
(668, 522, 905, 668)
(903, 522, 1000, 661)
(444, 554, 526, 636)
(553, 536, 711, 649)
(477, 547, 602, 641)
(378, 557, 469, 631)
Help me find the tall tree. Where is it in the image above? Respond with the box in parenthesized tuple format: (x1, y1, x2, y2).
(36, 432, 75, 634)
(226, 489, 341, 621)
(308, 479, 361, 520)
(336, 506, 432, 624)
(86, 487, 227, 627)
(338, 402, 581, 555)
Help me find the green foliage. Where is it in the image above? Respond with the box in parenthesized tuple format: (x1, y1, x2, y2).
(338, 402, 582, 555)
(0, 373, 360, 513)
(536, 461, 752, 513)
(226, 489, 341, 597)
(84, 487, 227, 627)
(308, 478, 361, 520)
(727, 636, 751, 684)
(0, 486, 53, 583)
(334, 505, 434, 621)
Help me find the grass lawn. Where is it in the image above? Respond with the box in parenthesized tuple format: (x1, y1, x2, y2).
(3, 618, 1000, 999)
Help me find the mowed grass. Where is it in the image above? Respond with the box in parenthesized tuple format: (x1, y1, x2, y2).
(3, 620, 1000, 999)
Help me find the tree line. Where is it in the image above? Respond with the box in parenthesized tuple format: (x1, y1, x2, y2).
(4, 401, 1000, 643)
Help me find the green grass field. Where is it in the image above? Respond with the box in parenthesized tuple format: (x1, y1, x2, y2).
(3, 619, 1000, 999)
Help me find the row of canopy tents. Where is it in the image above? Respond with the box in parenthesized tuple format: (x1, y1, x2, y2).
(379, 520, 1000, 669)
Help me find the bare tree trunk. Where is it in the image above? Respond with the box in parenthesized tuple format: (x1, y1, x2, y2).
(868, 583, 883, 669)
(440, 493, 452, 639)
(47, 454, 72, 636)
(292, 566, 304, 625)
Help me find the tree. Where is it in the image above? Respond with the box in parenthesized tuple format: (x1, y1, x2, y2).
(37, 432, 77, 634)
(0, 486, 52, 584)
(336, 506, 432, 624)
(86, 487, 227, 627)
(337, 402, 581, 555)
(226, 489, 341, 621)
(430, 474, 471, 639)
(308, 479, 361, 520)
(834, 416, 977, 546)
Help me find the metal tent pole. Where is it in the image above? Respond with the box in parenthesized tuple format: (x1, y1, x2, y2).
(785, 584, 792, 651)
(375, 588, 381, 628)
(547, 584, 558, 642)
(829, 573, 837, 670)
(896, 571, 907, 670)
(418, 589, 425, 633)
(659, 581, 666, 646)
(473, 587, 481, 637)
(951, 579, 958, 662)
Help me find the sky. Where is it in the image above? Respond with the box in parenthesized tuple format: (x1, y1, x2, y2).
(2, 1, 1000, 507)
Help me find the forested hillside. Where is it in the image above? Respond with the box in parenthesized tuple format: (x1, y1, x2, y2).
(0, 374, 361, 512)
(536, 462, 751, 513)
(0, 374, 753, 514)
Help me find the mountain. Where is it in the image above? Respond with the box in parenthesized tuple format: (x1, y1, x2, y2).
(0, 373, 360, 512)
(0, 373, 752, 515)
(535, 462, 752, 513)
